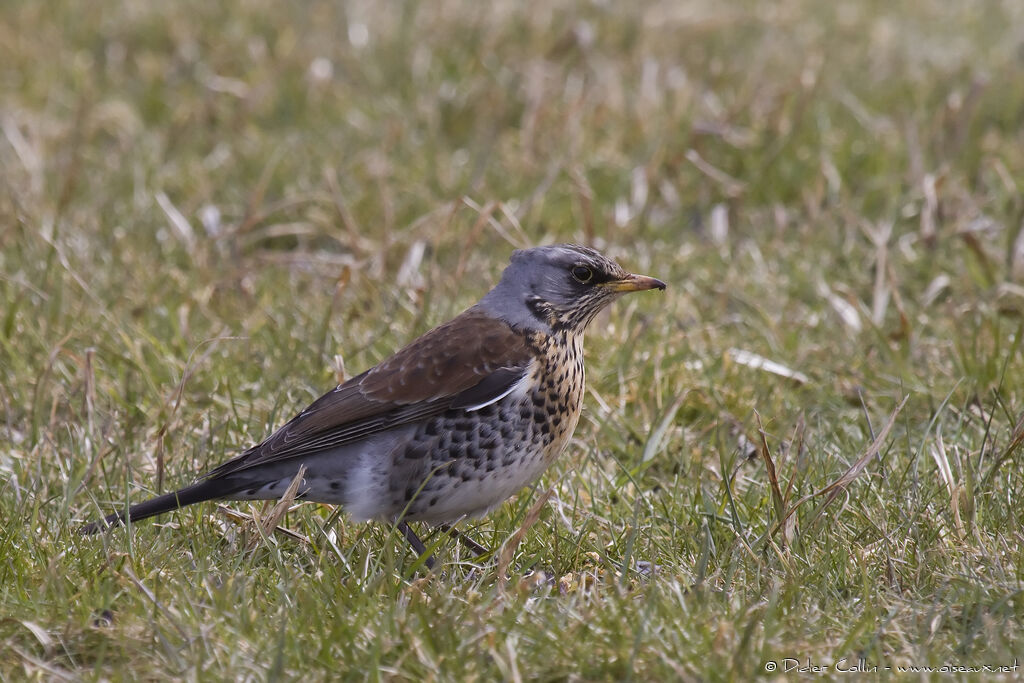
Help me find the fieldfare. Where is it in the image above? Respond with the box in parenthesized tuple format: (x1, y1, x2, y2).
(81, 244, 665, 563)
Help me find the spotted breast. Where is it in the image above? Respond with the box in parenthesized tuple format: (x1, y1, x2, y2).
(377, 328, 585, 524)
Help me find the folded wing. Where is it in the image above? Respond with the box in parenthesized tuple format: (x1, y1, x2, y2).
(205, 307, 533, 479)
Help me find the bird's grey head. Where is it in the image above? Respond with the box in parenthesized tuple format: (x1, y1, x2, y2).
(478, 244, 666, 333)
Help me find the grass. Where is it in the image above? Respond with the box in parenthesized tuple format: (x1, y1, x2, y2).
(3, 0, 1024, 679)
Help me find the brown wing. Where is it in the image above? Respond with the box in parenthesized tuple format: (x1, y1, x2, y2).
(204, 307, 533, 479)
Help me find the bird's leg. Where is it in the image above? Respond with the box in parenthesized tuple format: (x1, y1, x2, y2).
(397, 521, 436, 570)
(438, 524, 489, 557)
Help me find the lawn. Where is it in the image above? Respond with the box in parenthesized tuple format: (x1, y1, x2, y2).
(2, 0, 1024, 679)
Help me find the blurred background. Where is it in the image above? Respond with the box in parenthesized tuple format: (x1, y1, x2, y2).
(2, 0, 1024, 678)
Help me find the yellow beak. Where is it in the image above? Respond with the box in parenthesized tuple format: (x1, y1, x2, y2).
(602, 273, 667, 293)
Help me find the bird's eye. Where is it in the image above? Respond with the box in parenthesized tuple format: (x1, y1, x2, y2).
(571, 265, 593, 283)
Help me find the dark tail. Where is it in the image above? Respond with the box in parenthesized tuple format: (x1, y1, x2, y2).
(79, 479, 236, 534)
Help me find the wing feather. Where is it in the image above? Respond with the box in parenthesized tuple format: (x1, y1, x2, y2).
(205, 307, 532, 479)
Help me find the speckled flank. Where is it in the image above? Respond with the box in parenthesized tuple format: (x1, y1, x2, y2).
(380, 329, 586, 523)
(226, 330, 586, 524)
(215, 330, 587, 524)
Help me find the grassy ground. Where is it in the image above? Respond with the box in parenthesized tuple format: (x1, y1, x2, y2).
(3, 0, 1024, 679)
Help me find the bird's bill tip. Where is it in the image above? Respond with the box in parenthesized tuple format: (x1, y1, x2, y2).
(604, 273, 667, 292)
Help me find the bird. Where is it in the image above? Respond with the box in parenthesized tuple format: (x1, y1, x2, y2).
(80, 244, 665, 564)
